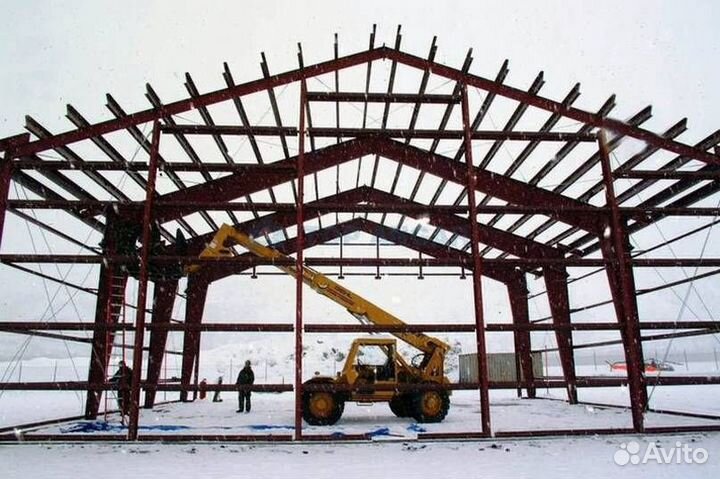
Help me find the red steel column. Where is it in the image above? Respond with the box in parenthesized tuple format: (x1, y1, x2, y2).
(598, 130, 646, 432)
(84, 263, 114, 418)
(0, 150, 14, 251)
(84, 212, 122, 419)
(294, 81, 307, 440)
(461, 84, 491, 435)
(508, 275, 535, 398)
(180, 275, 209, 401)
(144, 278, 178, 408)
(128, 120, 161, 440)
(544, 266, 578, 404)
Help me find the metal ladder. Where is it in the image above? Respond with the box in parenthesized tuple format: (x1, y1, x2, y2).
(104, 273, 128, 422)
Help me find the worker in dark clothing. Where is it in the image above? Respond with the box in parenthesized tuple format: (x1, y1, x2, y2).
(110, 360, 133, 416)
(212, 376, 224, 403)
(236, 360, 255, 413)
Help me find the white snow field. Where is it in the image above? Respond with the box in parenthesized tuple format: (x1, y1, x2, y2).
(2, 354, 720, 477)
(1, 433, 719, 479)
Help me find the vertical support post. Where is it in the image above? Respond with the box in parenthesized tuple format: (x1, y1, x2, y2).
(180, 275, 209, 401)
(84, 260, 114, 418)
(0, 150, 15, 251)
(144, 278, 178, 408)
(338, 234, 344, 279)
(461, 84, 491, 436)
(508, 275, 535, 399)
(85, 210, 123, 419)
(544, 266, 578, 403)
(598, 130, 646, 432)
(128, 120, 161, 440)
(294, 80, 307, 440)
(193, 350, 201, 401)
(375, 235, 381, 279)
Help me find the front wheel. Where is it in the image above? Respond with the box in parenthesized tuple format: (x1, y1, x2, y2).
(411, 389, 449, 423)
(302, 391, 344, 426)
(389, 394, 412, 417)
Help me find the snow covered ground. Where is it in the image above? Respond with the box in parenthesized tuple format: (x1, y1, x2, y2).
(2, 432, 720, 479)
(2, 358, 720, 478)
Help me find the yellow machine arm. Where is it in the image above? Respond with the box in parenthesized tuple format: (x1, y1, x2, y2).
(197, 224, 449, 356)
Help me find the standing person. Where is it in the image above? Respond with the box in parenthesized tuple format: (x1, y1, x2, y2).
(110, 360, 132, 416)
(236, 360, 254, 413)
(212, 376, 224, 403)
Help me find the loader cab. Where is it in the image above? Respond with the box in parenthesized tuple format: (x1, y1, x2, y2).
(355, 342, 395, 382)
(343, 338, 398, 400)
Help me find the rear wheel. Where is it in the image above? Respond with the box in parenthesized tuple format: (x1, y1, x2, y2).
(302, 391, 344, 426)
(411, 389, 449, 423)
(389, 394, 412, 417)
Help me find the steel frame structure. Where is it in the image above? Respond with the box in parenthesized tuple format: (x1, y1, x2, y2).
(2, 28, 720, 441)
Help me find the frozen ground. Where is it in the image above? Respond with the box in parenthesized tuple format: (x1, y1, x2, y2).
(2, 432, 720, 479)
(2, 350, 720, 477)
(3, 350, 720, 429)
(2, 380, 720, 478)
(12, 389, 719, 438)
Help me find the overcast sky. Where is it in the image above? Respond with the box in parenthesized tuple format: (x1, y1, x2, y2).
(2, 1, 720, 140)
(1, 1, 719, 360)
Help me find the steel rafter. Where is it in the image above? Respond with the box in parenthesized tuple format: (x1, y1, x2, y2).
(144, 136, 604, 235)
(5, 46, 716, 168)
(104, 94, 197, 238)
(396, 48, 473, 230)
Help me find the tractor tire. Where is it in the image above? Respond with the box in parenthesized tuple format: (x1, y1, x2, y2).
(389, 394, 412, 417)
(302, 391, 344, 426)
(411, 389, 450, 423)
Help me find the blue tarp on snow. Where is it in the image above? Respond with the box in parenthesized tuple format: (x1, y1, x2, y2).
(407, 423, 427, 433)
(61, 421, 190, 433)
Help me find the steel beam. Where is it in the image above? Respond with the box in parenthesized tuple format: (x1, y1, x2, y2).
(9, 45, 717, 168)
(146, 136, 604, 234)
(375, 138, 604, 234)
(399, 49, 473, 229)
(307, 128, 595, 141)
(0, 151, 14, 251)
(294, 81, 307, 440)
(11, 160, 297, 174)
(598, 131, 646, 432)
(65, 103, 152, 199)
(10, 48, 390, 158)
(462, 84, 491, 435)
(304, 324, 476, 333)
(104, 94, 196, 238)
(384, 36, 437, 223)
(3, 320, 714, 333)
(179, 275, 209, 402)
(222, 62, 279, 238)
(144, 278, 178, 408)
(544, 267, 578, 403)
(507, 275, 535, 398)
(0, 133, 30, 153)
(160, 124, 297, 136)
(84, 212, 125, 420)
(127, 120, 162, 440)
(355, 218, 518, 284)
(25, 116, 130, 202)
(306, 91, 460, 103)
(173, 184, 561, 277)
(385, 48, 720, 166)
(363, 188, 561, 259)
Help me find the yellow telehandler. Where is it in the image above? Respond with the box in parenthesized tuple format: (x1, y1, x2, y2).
(193, 224, 451, 425)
